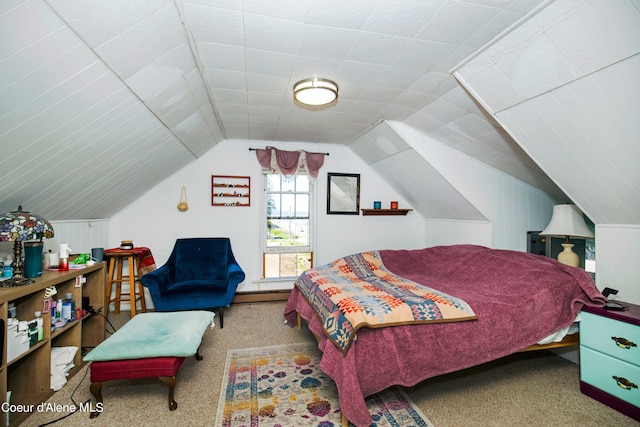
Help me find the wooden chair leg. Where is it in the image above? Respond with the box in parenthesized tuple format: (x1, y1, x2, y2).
(134, 256, 147, 313)
(341, 412, 349, 427)
(89, 382, 104, 418)
(217, 307, 224, 328)
(105, 259, 115, 315)
(158, 376, 178, 411)
(127, 255, 136, 317)
(115, 259, 124, 315)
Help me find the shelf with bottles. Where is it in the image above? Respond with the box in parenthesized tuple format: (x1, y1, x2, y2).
(212, 175, 251, 206)
(0, 263, 105, 426)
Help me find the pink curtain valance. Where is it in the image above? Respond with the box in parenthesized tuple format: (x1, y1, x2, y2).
(255, 146, 325, 178)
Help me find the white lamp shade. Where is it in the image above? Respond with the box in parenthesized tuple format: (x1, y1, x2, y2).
(539, 204, 594, 239)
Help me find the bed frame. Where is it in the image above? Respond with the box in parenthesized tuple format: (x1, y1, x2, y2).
(296, 312, 579, 352)
(295, 312, 579, 426)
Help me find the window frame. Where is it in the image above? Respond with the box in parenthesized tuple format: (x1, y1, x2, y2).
(261, 172, 315, 279)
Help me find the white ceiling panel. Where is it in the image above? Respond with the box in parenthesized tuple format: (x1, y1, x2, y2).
(6, 0, 634, 224)
(363, 0, 444, 37)
(415, 0, 502, 45)
(0, 0, 65, 58)
(456, 0, 640, 224)
(536, 0, 640, 75)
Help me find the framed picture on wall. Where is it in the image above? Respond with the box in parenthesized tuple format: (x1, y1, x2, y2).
(327, 173, 360, 215)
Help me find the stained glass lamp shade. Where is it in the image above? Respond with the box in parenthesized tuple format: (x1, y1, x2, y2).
(0, 205, 54, 282)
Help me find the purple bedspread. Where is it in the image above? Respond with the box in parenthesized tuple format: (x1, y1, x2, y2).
(283, 245, 605, 427)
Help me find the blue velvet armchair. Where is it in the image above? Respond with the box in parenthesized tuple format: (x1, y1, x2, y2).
(140, 238, 245, 328)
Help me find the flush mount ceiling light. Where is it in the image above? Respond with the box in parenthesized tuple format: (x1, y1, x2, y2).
(293, 78, 338, 106)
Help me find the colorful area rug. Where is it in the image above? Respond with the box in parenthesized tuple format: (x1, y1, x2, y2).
(215, 342, 434, 427)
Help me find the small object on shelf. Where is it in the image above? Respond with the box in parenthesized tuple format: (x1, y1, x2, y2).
(3, 262, 12, 279)
(59, 243, 72, 271)
(62, 292, 76, 321)
(7, 319, 30, 361)
(53, 318, 68, 330)
(361, 208, 413, 216)
(28, 320, 38, 346)
(35, 311, 44, 341)
(373, 201, 381, 209)
(390, 201, 398, 209)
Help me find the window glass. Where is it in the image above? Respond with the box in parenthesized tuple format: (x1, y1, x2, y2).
(264, 174, 313, 278)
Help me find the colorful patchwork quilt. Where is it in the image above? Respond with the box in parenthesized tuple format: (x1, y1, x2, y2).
(294, 251, 477, 353)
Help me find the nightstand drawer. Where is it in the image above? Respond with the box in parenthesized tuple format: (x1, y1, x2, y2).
(581, 346, 640, 408)
(581, 311, 639, 365)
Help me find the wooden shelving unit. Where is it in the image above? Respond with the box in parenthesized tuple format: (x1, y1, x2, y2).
(211, 175, 250, 207)
(361, 208, 413, 216)
(0, 263, 105, 426)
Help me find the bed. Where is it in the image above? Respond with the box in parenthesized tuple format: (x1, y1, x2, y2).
(283, 244, 605, 427)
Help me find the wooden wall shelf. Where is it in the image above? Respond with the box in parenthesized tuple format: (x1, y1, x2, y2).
(0, 263, 105, 426)
(211, 175, 250, 206)
(361, 209, 413, 216)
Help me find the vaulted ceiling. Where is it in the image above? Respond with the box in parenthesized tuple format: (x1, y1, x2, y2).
(1, 0, 637, 223)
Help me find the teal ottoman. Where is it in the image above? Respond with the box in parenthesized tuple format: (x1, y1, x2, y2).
(83, 311, 214, 417)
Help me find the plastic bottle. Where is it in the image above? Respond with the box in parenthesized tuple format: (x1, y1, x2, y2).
(35, 311, 44, 341)
(62, 293, 75, 321)
(28, 321, 38, 346)
(59, 244, 72, 271)
(56, 299, 63, 319)
(3, 262, 12, 279)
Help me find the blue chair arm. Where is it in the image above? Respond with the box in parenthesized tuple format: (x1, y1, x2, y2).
(221, 263, 245, 305)
(140, 265, 172, 294)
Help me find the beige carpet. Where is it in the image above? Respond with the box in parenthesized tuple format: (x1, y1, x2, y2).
(23, 302, 639, 427)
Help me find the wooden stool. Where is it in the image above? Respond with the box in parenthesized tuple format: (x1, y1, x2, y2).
(104, 251, 147, 317)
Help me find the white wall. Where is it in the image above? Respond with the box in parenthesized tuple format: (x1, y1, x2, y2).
(595, 224, 640, 305)
(108, 139, 425, 293)
(454, 0, 640, 226)
(391, 122, 558, 250)
(43, 219, 109, 255)
(425, 219, 492, 248)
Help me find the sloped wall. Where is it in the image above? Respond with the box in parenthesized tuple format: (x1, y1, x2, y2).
(453, 0, 640, 301)
(453, 0, 640, 225)
(348, 120, 556, 250)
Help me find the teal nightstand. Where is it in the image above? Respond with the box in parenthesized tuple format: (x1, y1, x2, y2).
(580, 301, 640, 422)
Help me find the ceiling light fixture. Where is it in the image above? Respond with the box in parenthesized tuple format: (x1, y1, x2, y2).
(293, 78, 338, 106)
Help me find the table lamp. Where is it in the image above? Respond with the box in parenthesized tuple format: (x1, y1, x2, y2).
(539, 204, 594, 267)
(0, 205, 55, 285)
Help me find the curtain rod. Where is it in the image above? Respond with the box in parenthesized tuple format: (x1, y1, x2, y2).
(248, 147, 329, 155)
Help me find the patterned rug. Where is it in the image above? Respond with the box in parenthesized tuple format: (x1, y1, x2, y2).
(215, 342, 434, 427)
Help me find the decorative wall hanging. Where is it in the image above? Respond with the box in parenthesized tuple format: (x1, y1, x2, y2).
(177, 187, 189, 211)
(212, 175, 250, 206)
(327, 173, 360, 215)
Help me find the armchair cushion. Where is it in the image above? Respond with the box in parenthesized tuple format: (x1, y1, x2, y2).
(140, 238, 245, 313)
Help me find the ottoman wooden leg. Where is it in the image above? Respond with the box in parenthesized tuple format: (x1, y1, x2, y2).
(89, 382, 104, 418)
(159, 376, 178, 411)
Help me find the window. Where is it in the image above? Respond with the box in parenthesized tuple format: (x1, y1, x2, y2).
(263, 173, 313, 278)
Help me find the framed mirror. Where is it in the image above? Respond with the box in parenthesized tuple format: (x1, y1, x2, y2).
(327, 173, 360, 215)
